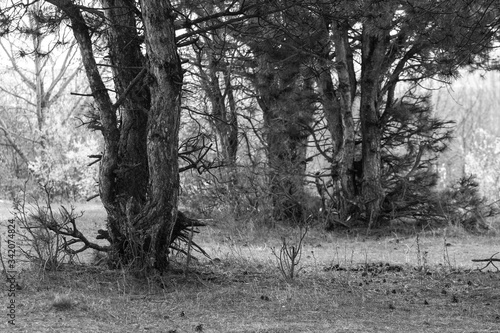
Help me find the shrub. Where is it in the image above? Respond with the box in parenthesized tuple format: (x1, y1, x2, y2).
(12, 184, 81, 270)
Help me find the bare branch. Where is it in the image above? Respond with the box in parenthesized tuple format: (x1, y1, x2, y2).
(0, 117, 29, 164)
(0, 85, 37, 107)
(46, 43, 81, 106)
(86, 193, 100, 202)
(111, 67, 147, 111)
(45, 205, 111, 252)
(0, 40, 37, 92)
(70, 92, 94, 97)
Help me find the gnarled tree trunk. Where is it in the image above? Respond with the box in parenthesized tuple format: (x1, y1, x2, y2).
(49, 0, 183, 270)
(99, 0, 151, 263)
(135, 0, 183, 270)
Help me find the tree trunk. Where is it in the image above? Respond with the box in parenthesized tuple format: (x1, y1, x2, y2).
(137, 0, 183, 270)
(256, 55, 311, 223)
(103, 0, 149, 204)
(29, 4, 48, 134)
(222, 67, 239, 165)
(48, 0, 121, 216)
(263, 107, 308, 223)
(50, 0, 182, 270)
(331, 20, 358, 219)
(360, 16, 391, 227)
(101, 0, 150, 261)
(317, 17, 358, 225)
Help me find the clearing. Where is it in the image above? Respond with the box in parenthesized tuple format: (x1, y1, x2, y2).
(0, 200, 499, 333)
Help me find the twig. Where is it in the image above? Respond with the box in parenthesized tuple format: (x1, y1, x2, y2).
(86, 193, 100, 201)
(472, 252, 500, 271)
(88, 154, 102, 167)
(183, 217, 195, 275)
(70, 92, 94, 97)
(0, 238, 10, 281)
(112, 68, 147, 111)
(271, 227, 308, 280)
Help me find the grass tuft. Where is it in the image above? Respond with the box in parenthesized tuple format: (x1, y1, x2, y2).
(51, 294, 75, 311)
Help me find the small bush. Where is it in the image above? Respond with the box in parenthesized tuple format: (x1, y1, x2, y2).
(271, 227, 307, 281)
(383, 174, 499, 232)
(12, 184, 80, 270)
(436, 175, 500, 231)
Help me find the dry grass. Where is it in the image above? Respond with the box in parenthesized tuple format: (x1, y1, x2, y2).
(1, 201, 499, 332)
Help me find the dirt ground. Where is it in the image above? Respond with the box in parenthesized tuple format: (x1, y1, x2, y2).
(1, 200, 499, 332)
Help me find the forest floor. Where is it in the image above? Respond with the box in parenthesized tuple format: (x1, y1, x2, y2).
(0, 200, 499, 333)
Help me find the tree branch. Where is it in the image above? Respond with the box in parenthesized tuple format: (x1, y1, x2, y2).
(43, 206, 111, 253)
(472, 252, 500, 271)
(0, 40, 37, 92)
(0, 117, 29, 165)
(111, 67, 147, 111)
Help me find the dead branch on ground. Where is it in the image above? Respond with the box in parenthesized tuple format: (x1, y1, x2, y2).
(472, 252, 500, 271)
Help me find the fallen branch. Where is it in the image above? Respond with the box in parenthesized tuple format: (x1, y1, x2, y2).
(35, 205, 111, 253)
(472, 252, 500, 271)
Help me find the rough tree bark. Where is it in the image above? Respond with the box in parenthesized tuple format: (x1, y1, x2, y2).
(316, 16, 358, 226)
(331, 20, 358, 218)
(47, 0, 183, 270)
(103, 0, 149, 205)
(359, 8, 393, 227)
(98, 0, 151, 260)
(134, 0, 183, 270)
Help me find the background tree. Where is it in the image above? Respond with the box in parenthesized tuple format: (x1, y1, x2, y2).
(0, 2, 93, 200)
(433, 71, 500, 201)
(308, 0, 500, 227)
(176, 0, 317, 223)
(226, 2, 318, 223)
(189, 14, 239, 167)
